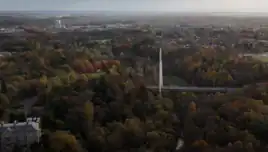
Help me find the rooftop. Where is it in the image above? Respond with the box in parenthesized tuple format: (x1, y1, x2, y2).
(0, 118, 41, 135)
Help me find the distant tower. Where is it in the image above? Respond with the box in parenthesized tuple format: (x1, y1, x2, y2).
(55, 19, 63, 28)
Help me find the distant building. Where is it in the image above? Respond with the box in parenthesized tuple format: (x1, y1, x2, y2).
(0, 117, 41, 152)
(55, 19, 65, 29)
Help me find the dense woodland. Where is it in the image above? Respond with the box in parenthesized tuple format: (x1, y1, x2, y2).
(1, 35, 268, 152)
(178, 48, 268, 87)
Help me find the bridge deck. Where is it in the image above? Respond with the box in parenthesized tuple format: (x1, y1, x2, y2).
(146, 85, 241, 93)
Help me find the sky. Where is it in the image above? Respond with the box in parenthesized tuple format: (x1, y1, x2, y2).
(1, 0, 268, 13)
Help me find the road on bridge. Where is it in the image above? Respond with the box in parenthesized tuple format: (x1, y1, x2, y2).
(146, 85, 242, 93)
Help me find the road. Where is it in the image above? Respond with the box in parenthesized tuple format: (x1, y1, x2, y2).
(95, 56, 149, 61)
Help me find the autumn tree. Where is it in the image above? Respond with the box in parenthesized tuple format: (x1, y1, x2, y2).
(48, 131, 83, 152)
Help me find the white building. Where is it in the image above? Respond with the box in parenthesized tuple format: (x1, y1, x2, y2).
(0, 117, 41, 152)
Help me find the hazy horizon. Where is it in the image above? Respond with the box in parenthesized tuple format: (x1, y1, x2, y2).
(1, 0, 268, 14)
(2, 11, 268, 18)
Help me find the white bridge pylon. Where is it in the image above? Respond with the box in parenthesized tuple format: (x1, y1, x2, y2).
(159, 47, 163, 96)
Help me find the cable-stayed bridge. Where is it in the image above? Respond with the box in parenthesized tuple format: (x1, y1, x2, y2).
(146, 48, 241, 94)
(97, 51, 242, 93)
(100, 50, 242, 93)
